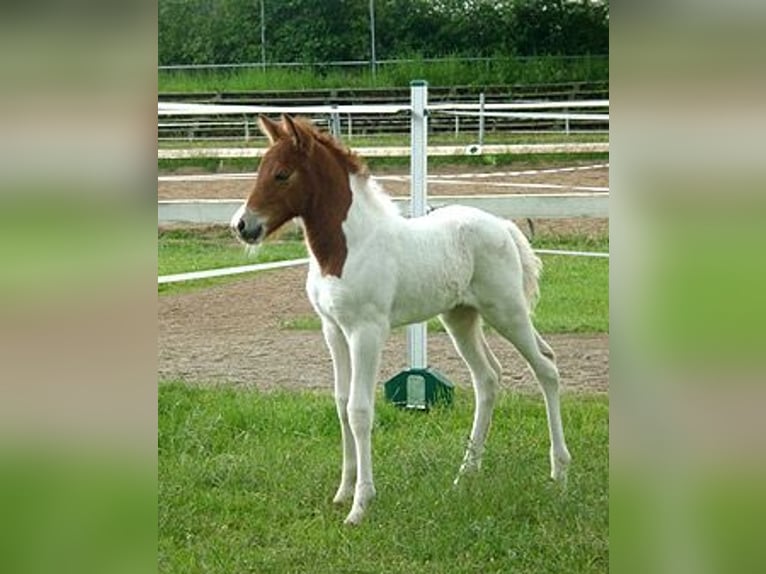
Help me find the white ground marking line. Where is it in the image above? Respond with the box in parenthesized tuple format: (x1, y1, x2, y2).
(426, 180, 609, 192)
(158, 163, 609, 184)
(376, 163, 610, 181)
(158, 172, 258, 183)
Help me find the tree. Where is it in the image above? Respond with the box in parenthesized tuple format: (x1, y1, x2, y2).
(158, 0, 608, 66)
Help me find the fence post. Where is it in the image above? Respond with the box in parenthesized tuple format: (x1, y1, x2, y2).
(479, 92, 485, 146)
(330, 106, 341, 139)
(384, 80, 454, 410)
(408, 80, 428, 370)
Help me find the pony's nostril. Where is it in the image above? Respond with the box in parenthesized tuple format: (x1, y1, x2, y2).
(237, 219, 245, 233)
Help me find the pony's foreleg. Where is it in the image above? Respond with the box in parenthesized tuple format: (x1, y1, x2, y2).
(321, 319, 355, 504)
(344, 322, 387, 525)
(440, 306, 501, 484)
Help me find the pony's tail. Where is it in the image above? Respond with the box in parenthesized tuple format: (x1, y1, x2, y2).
(507, 222, 542, 312)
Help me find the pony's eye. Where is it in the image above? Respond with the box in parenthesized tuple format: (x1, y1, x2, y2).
(275, 170, 291, 182)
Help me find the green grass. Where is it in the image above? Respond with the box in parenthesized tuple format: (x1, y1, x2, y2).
(159, 55, 608, 93)
(533, 235, 609, 334)
(158, 382, 608, 573)
(158, 227, 307, 295)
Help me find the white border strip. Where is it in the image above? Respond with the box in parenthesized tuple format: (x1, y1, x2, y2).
(158, 258, 310, 284)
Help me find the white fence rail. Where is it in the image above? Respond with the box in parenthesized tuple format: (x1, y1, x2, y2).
(158, 193, 608, 226)
(158, 98, 609, 143)
(159, 142, 608, 160)
(158, 99, 607, 117)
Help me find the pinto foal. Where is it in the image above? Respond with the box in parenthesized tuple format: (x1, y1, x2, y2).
(232, 115, 571, 525)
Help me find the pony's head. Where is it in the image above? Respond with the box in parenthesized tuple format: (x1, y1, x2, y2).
(231, 114, 316, 245)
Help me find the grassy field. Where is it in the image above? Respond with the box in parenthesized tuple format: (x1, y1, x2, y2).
(159, 55, 608, 93)
(158, 227, 608, 334)
(158, 383, 608, 573)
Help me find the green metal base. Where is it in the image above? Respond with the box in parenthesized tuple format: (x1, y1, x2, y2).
(383, 367, 454, 411)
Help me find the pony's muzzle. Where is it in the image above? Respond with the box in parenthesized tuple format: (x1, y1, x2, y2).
(235, 219, 264, 244)
(231, 205, 265, 244)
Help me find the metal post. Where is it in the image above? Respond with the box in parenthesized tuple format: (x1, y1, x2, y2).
(330, 107, 341, 139)
(260, 0, 266, 71)
(369, 0, 377, 82)
(478, 92, 485, 146)
(408, 80, 428, 369)
(383, 80, 454, 409)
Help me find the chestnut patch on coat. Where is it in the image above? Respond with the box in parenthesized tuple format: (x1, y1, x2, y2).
(246, 115, 369, 277)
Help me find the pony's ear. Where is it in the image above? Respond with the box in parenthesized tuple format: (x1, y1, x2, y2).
(258, 115, 282, 144)
(282, 114, 313, 153)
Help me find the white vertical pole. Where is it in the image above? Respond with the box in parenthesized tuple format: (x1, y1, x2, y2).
(369, 0, 377, 81)
(408, 80, 428, 370)
(260, 0, 266, 71)
(478, 92, 485, 146)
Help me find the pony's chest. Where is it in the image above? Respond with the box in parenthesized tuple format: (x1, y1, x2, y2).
(305, 264, 351, 316)
(306, 263, 392, 324)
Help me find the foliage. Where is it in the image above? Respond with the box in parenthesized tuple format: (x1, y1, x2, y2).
(158, 383, 608, 573)
(159, 0, 609, 67)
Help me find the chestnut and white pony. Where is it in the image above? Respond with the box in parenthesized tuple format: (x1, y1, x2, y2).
(232, 115, 571, 525)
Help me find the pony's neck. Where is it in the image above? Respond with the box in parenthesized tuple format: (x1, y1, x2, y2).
(300, 146, 354, 278)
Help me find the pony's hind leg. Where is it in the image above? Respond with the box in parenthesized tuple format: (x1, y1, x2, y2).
(482, 305, 571, 483)
(440, 306, 501, 484)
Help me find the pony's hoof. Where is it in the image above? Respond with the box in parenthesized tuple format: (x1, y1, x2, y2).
(332, 486, 354, 505)
(343, 507, 366, 526)
(550, 449, 571, 486)
(453, 460, 481, 486)
(551, 467, 569, 488)
(342, 484, 375, 523)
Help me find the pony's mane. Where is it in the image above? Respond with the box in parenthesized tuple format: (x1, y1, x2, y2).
(294, 117, 370, 177)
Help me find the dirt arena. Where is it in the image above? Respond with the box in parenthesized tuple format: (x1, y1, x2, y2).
(158, 160, 609, 394)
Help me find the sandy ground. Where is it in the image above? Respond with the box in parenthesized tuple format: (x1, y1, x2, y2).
(158, 160, 609, 394)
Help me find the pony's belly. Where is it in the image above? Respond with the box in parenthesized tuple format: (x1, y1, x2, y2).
(389, 281, 474, 328)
